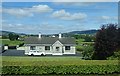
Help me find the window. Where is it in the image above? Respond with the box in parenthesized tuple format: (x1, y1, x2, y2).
(30, 46, 36, 50)
(65, 46, 70, 50)
(56, 47, 59, 51)
(45, 46, 50, 50)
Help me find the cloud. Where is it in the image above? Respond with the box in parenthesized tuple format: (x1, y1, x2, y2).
(0, 8, 2, 13)
(29, 5, 53, 13)
(95, 16, 118, 24)
(65, 23, 86, 32)
(3, 4, 53, 17)
(39, 22, 64, 30)
(52, 9, 87, 20)
(2, 0, 119, 2)
(2, 23, 65, 34)
(52, 0, 119, 2)
(100, 16, 118, 21)
(2, 22, 90, 34)
(54, 2, 95, 7)
(101, 16, 110, 20)
(3, 8, 33, 17)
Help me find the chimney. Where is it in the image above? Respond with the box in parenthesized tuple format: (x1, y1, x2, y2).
(39, 32, 41, 38)
(59, 33, 62, 38)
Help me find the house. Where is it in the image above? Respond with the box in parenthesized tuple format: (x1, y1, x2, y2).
(24, 33, 76, 55)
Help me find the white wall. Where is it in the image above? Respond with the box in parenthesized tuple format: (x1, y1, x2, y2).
(45, 46, 52, 54)
(17, 46, 25, 50)
(24, 43, 76, 55)
(25, 45, 53, 55)
(24, 46, 30, 55)
(4, 46, 8, 50)
(63, 46, 76, 54)
(52, 41, 63, 55)
(36, 46, 44, 52)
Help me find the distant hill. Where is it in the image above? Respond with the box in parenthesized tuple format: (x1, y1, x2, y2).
(68, 30, 98, 35)
(0, 30, 98, 36)
(0, 31, 15, 36)
(0, 30, 26, 36)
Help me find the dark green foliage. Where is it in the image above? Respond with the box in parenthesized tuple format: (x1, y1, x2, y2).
(76, 47, 83, 52)
(84, 35, 92, 42)
(117, 28, 120, 49)
(2, 65, 120, 75)
(107, 50, 120, 60)
(8, 33, 19, 41)
(1, 35, 8, 39)
(93, 24, 119, 60)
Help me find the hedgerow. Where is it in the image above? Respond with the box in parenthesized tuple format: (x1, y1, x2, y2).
(2, 65, 120, 75)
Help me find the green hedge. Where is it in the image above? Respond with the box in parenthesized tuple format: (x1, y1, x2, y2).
(2, 65, 120, 75)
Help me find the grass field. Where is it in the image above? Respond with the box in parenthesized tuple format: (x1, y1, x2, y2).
(2, 56, 119, 66)
(1, 39, 24, 46)
(76, 39, 94, 52)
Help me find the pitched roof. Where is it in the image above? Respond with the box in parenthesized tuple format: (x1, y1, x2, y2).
(24, 37, 76, 45)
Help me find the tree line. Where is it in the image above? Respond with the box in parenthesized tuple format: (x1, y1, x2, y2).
(8, 33, 19, 41)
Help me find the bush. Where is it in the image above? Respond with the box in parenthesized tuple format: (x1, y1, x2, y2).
(2, 65, 120, 75)
(76, 47, 83, 52)
(107, 50, 120, 60)
(82, 46, 94, 60)
(84, 36, 92, 42)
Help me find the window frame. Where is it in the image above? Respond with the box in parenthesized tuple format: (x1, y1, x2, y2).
(56, 47, 60, 51)
(65, 46, 71, 50)
(45, 46, 50, 50)
(30, 46, 36, 50)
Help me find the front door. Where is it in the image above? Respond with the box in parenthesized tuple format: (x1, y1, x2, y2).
(56, 47, 60, 51)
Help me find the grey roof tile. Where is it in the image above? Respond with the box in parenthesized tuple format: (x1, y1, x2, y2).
(24, 37, 76, 45)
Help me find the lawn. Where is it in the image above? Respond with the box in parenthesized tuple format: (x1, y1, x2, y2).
(76, 39, 85, 42)
(1, 39, 24, 46)
(2, 56, 119, 66)
(76, 39, 94, 52)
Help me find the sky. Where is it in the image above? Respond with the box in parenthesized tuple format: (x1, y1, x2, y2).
(1, 2, 118, 34)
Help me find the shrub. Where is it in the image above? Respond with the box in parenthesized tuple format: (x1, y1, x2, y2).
(76, 47, 83, 52)
(2, 65, 120, 75)
(107, 50, 120, 60)
(82, 46, 94, 60)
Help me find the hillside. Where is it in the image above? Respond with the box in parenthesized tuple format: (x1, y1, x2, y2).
(68, 30, 98, 35)
(0, 30, 26, 36)
(0, 30, 98, 36)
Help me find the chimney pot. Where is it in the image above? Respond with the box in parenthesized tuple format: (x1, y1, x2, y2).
(59, 33, 62, 38)
(39, 32, 41, 38)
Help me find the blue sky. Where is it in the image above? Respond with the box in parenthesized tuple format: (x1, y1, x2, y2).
(2, 2, 118, 34)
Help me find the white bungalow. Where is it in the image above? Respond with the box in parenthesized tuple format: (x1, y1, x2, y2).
(24, 33, 76, 55)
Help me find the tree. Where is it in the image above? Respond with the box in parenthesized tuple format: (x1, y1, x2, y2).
(72, 35, 80, 39)
(117, 28, 120, 49)
(92, 24, 118, 60)
(8, 33, 19, 41)
(84, 35, 92, 42)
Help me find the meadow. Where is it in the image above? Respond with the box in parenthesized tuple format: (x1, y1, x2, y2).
(1, 39, 24, 46)
(1, 56, 119, 75)
(2, 56, 118, 66)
